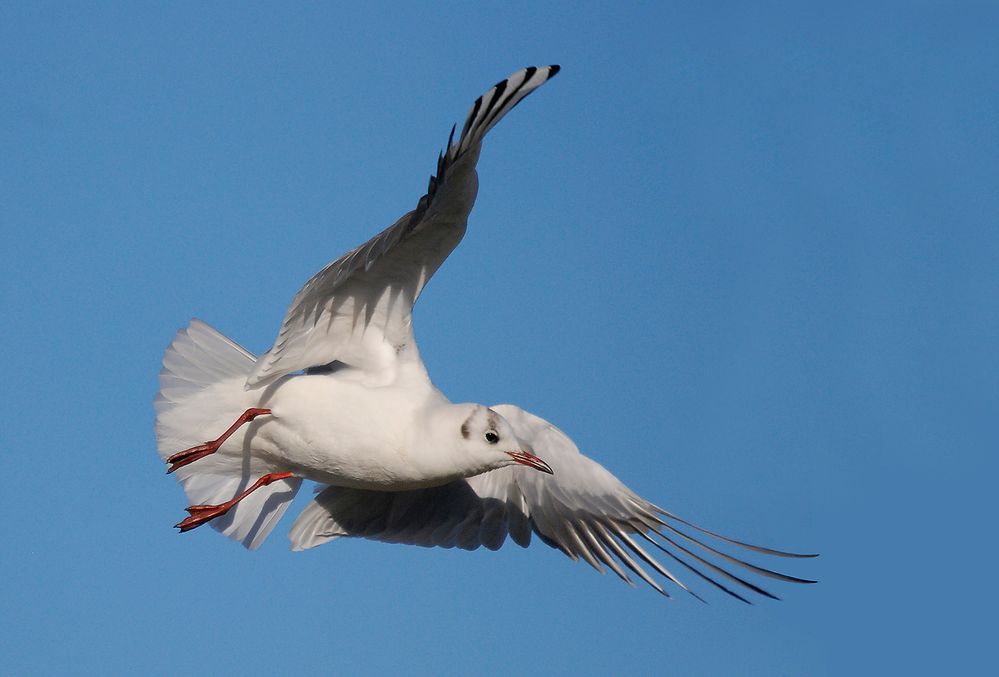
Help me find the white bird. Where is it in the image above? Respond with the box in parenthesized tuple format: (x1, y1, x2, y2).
(155, 65, 815, 601)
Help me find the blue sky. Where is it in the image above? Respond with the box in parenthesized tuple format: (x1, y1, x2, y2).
(2, 2, 997, 675)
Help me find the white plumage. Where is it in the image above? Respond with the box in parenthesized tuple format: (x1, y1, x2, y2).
(155, 65, 815, 601)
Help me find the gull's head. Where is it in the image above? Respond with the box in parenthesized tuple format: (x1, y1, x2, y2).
(438, 404, 553, 477)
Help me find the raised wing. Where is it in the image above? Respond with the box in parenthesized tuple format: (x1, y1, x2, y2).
(288, 405, 817, 601)
(247, 66, 561, 388)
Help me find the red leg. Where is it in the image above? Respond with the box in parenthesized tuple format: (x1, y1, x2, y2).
(166, 408, 272, 474)
(174, 471, 294, 532)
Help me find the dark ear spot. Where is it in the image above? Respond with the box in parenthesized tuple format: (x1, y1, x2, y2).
(460, 421, 470, 439)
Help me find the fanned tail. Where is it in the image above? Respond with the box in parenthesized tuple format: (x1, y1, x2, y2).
(155, 319, 302, 549)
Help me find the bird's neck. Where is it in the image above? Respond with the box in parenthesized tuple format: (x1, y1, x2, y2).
(403, 402, 491, 485)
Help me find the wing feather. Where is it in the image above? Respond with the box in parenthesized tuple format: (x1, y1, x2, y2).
(287, 404, 816, 601)
(247, 66, 561, 388)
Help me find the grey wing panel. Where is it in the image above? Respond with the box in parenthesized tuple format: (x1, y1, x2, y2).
(288, 473, 530, 553)
(247, 66, 561, 388)
(492, 404, 819, 600)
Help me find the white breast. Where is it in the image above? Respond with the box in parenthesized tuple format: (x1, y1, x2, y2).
(253, 372, 446, 489)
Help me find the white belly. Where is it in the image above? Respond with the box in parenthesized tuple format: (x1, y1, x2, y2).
(250, 373, 445, 490)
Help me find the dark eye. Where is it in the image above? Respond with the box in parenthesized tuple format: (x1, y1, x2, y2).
(484, 430, 499, 444)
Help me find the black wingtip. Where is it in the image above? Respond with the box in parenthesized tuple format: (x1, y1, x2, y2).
(548, 64, 561, 77)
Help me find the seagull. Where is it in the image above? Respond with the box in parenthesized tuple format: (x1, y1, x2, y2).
(155, 65, 815, 601)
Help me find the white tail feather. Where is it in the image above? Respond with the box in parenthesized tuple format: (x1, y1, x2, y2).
(155, 319, 302, 549)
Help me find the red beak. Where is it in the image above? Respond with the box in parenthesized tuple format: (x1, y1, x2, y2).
(506, 451, 554, 474)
